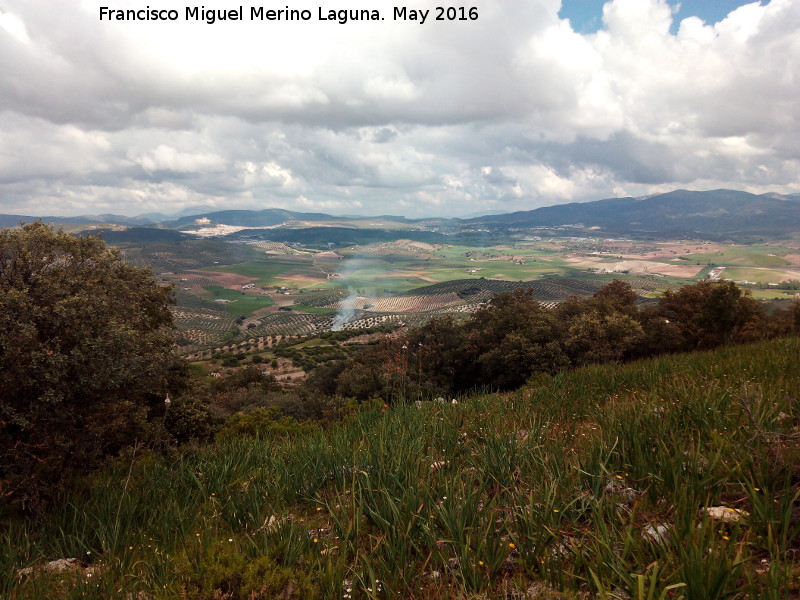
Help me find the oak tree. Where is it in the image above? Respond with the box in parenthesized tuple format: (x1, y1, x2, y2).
(0, 222, 185, 506)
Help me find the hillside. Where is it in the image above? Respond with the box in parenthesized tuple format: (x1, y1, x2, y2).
(229, 227, 450, 246)
(5, 337, 799, 599)
(471, 189, 800, 238)
(164, 209, 337, 229)
(5, 189, 800, 240)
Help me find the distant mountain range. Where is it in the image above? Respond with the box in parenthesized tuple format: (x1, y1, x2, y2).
(468, 189, 800, 237)
(2, 189, 799, 240)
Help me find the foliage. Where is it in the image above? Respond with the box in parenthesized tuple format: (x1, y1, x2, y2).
(216, 406, 318, 441)
(164, 395, 218, 443)
(325, 280, 783, 402)
(3, 338, 799, 598)
(656, 280, 765, 349)
(0, 222, 186, 507)
(211, 365, 281, 395)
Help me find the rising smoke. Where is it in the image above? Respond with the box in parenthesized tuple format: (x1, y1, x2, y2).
(331, 289, 359, 331)
(329, 256, 368, 331)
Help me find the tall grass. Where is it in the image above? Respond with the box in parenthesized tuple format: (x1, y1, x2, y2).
(3, 337, 799, 599)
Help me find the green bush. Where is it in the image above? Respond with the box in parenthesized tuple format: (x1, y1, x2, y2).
(164, 396, 219, 443)
(0, 222, 186, 507)
(216, 407, 318, 441)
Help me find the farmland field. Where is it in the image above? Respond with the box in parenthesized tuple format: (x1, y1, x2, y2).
(200, 286, 275, 314)
(118, 235, 799, 354)
(675, 244, 794, 267)
(722, 267, 790, 284)
(206, 257, 319, 286)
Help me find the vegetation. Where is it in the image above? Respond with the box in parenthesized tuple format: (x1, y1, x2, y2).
(0, 223, 187, 507)
(330, 280, 794, 402)
(2, 222, 798, 597)
(2, 338, 799, 598)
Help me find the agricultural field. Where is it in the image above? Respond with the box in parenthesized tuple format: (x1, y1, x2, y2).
(675, 245, 794, 267)
(119, 236, 798, 354)
(205, 256, 323, 287)
(199, 286, 275, 315)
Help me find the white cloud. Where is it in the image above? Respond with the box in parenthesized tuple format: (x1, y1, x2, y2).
(132, 145, 226, 174)
(0, 0, 798, 217)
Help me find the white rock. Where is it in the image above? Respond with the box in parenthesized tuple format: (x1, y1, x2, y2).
(18, 558, 87, 578)
(703, 506, 749, 522)
(642, 524, 670, 543)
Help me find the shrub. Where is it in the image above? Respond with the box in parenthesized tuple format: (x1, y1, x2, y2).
(0, 223, 186, 507)
(216, 407, 318, 441)
(164, 395, 219, 443)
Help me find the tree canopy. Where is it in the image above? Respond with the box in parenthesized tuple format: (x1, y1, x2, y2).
(0, 222, 185, 506)
(323, 279, 780, 403)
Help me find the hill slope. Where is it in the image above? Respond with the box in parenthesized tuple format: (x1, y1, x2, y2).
(5, 337, 799, 598)
(473, 189, 800, 237)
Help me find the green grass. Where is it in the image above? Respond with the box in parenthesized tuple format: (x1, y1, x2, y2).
(206, 259, 308, 286)
(202, 286, 274, 315)
(749, 289, 797, 300)
(679, 246, 792, 268)
(722, 268, 786, 284)
(4, 337, 800, 599)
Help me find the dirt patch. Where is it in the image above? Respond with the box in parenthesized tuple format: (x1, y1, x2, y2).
(381, 270, 437, 282)
(313, 251, 341, 261)
(626, 243, 723, 261)
(278, 271, 327, 283)
(404, 241, 440, 252)
(775, 269, 800, 282)
(782, 254, 800, 266)
(565, 257, 702, 277)
(184, 270, 258, 288)
(272, 295, 298, 308)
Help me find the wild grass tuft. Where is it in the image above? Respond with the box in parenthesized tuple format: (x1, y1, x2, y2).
(2, 337, 799, 598)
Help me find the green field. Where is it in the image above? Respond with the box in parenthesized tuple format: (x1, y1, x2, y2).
(207, 259, 312, 286)
(202, 286, 274, 314)
(722, 267, 786, 284)
(749, 288, 797, 299)
(679, 245, 793, 267)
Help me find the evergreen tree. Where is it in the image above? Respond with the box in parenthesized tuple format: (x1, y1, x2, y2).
(0, 222, 185, 507)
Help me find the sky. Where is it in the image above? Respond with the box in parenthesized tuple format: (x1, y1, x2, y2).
(0, 0, 798, 219)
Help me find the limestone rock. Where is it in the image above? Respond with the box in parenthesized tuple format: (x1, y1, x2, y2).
(703, 506, 749, 522)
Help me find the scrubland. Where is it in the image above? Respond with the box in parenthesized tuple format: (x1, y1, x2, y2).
(4, 337, 799, 599)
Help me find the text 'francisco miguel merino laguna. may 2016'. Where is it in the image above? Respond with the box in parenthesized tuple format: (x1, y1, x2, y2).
(98, 5, 479, 25)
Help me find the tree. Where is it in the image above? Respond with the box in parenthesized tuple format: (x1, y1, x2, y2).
(464, 289, 568, 390)
(656, 280, 764, 349)
(0, 222, 186, 507)
(564, 310, 644, 365)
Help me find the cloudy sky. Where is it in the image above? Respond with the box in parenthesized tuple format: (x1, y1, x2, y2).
(0, 0, 798, 218)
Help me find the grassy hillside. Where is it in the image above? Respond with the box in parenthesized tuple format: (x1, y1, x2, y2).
(4, 338, 799, 599)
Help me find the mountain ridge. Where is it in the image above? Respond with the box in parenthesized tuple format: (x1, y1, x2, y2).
(2, 189, 798, 238)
